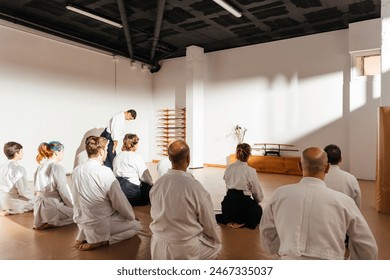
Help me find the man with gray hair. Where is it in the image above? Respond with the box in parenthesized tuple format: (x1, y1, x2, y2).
(260, 147, 377, 259)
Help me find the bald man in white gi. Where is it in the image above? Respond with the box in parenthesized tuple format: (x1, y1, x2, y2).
(149, 140, 221, 259)
(324, 144, 361, 208)
(72, 136, 141, 251)
(260, 147, 378, 260)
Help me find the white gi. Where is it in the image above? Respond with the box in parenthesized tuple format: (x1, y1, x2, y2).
(224, 160, 263, 202)
(106, 111, 126, 143)
(156, 156, 171, 178)
(325, 165, 361, 208)
(113, 151, 153, 186)
(72, 159, 141, 244)
(75, 150, 88, 168)
(0, 160, 34, 214)
(150, 169, 222, 260)
(34, 159, 74, 228)
(260, 177, 378, 260)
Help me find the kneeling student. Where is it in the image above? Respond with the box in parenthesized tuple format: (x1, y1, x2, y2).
(72, 136, 141, 251)
(150, 140, 221, 260)
(113, 134, 153, 206)
(216, 143, 263, 229)
(0, 142, 34, 215)
(34, 141, 73, 229)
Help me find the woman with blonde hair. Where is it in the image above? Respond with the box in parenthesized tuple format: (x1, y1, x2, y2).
(33, 141, 73, 230)
(113, 133, 153, 206)
(216, 143, 263, 229)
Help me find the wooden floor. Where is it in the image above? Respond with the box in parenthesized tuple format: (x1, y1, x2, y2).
(1, 165, 389, 260)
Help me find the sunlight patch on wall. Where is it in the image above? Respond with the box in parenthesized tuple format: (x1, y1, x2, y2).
(350, 81, 367, 112)
(263, 72, 343, 143)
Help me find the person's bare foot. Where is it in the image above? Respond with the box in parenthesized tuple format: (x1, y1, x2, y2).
(33, 223, 55, 230)
(78, 241, 109, 251)
(0, 211, 9, 216)
(227, 222, 245, 229)
(75, 240, 87, 249)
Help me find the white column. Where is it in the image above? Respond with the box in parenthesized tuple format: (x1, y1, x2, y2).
(348, 19, 381, 180)
(186, 45, 204, 168)
(381, 0, 390, 106)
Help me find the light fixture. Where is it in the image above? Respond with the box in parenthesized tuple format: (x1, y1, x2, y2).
(213, 0, 242, 18)
(66, 5, 123, 28)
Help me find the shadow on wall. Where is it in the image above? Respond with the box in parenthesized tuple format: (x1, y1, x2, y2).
(282, 76, 379, 180)
(73, 128, 104, 169)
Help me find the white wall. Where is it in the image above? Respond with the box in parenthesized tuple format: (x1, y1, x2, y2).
(0, 18, 380, 181)
(153, 25, 379, 180)
(0, 22, 153, 180)
(349, 19, 381, 180)
(154, 31, 351, 170)
(204, 30, 350, 167)
(349, 19, 381, 52)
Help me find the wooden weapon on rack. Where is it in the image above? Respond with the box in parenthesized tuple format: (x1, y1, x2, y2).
(252, 143, 299, 157)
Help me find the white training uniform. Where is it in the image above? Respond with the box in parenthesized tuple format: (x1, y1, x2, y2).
(72, 159, 141, 244)
(224, 160, 263, 202)
(0, 160, 34, 214)
(156, 156, 171, 178)
(325, 165, 361, 208)
(34, 159, 74, 228)
(150, 169, 221, 260)
(75, 150, 89, 168)
(260, 177, 378, 260)
(106, 111, 126, 142)
(113, 151, 153, 186)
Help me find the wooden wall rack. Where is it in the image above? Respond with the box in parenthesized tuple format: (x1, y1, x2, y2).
(156, 108, 186, 156)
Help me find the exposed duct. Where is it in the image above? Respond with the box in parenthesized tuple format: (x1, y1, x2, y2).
(117, 0, 134, 59)
(150, 0, 166, 61)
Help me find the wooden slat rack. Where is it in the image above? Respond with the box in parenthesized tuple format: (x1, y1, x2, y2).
(156, 108, 186, 156)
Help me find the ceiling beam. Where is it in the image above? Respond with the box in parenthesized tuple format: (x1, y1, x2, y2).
(150, 0, 166, 61)
(117, 0, 134, 59)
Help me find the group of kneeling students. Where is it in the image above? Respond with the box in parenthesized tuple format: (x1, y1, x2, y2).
(0, 135, 379, 259)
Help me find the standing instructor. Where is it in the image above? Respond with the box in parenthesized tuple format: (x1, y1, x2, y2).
(101, 109, 137, 169)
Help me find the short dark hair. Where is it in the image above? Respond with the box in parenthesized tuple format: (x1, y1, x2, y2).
(127, 109, 137, 119)
(324, 144, 341, 165)
(4, 142, 23, 159)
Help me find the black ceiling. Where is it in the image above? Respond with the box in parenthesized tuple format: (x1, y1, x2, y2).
(0, 0, 381, 72)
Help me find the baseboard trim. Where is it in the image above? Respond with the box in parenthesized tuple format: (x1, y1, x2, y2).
(204, 163, 226, 168)
(151, 160, 226, 169)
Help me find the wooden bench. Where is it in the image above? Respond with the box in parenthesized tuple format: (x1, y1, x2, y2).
(253, 143, 299, 157)
(229, 153, 302, 176)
